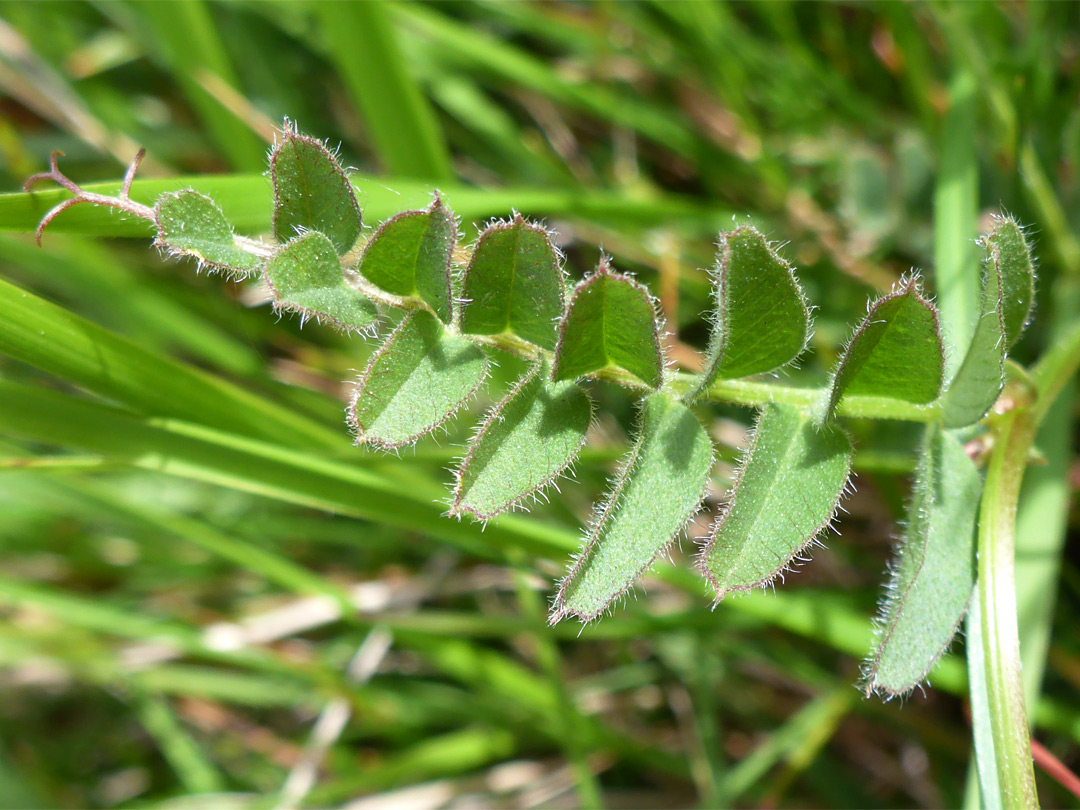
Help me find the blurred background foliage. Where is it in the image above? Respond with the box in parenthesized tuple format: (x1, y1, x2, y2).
(0, 1, 1078, 808)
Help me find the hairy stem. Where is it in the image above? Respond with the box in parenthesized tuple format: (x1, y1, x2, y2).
(977, 407, 1039, 809)
(972, 317, 1080, 809)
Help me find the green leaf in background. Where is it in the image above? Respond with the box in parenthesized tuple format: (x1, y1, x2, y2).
(154, 190, 262, 278)
(264, 231, 378, 333)
(551, 258, 664, 388)
(552, 394, 713, 623)
(451, 361, 592, 520)
(825, 278, 945, 419)
(358, 195, 456, 324)
(348, 310, 487, 449)
(942, 217, 1036, 428)
(459, 215, 565, 350)
(698, 404, 852, 600)
(691, 227, 810, 397)
(271, 128, 362, 255)
(864, 425, 981, 696)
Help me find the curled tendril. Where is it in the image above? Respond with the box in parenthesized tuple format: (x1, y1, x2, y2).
(23, 149, 155, 245)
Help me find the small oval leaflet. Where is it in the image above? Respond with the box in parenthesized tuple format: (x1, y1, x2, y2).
(264, 230, 378, 332)
(552, 393, 714, 623)
(451, 361, 592, 520)
(942, 216, 1036, 428)
(358, 196, 456, 325)
(459, 215, 565, 350)
(698, 403, 852, 600)
(551, 258, 664, 389)
(349, 310, 488, 449)
(271, 130, 362, 256)
(690, 226, 811, 399)
(864, 425, 981, 696)
(154, 190, 262, 278)
(824, 277, 944, 419)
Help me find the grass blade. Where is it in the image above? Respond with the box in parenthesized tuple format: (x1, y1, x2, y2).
(0, 276, 342, 449)
(316, 1, 453, 182)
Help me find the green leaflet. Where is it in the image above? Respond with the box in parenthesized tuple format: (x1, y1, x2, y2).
(358, 196, 457, 324)
(864, 426, 980, 696)
(154, 190, 262, 278)
(691, 227, 810, 397)
(551, 258, 664, 388)
(450, 361, 592, 520)
(271, 129, 362, 256)
(824, 278, 944, 419)
(348, 310, 487, 449)
(264, 231, 378, 333)
(942, 217, 1036, 428)
(552, 394, 714, 622)
(459, 215, 565, 350)
(699, 403, 852, 599)
(988, 218, 1035, 347)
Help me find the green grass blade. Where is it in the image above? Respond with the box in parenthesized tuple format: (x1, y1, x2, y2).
(316, 1, 453, 182)
(124, 0, 266, 173)
(133, 693, 226, 794)
(0, 276, 343, 448)
(967, 598, 1004, 810)
(0, 379, 574, 560)
(933, 70, 980, 376)
(0, 173, 734, 238)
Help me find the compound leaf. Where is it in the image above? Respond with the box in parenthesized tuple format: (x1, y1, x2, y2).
(552, 394, 714, 623)
(264, 230, 378, 333)
(459, 215, 565, 350)
(154, 190, 262, 278)
(451, 361, 592, 520)
(348, 310, 487, 449)
(691, 226, 810, 397)
(271, 129, 362, 255)
(942, 216, 1036, 428)
(864, 425, 980, 696)
(825, 278, 944, 419)
(358, 195, 456, 324)
(552, 258, 664, 388)
(699, 403, 852, 599)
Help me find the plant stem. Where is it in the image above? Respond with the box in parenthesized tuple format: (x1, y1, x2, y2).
(977, 407, 1039, 809)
